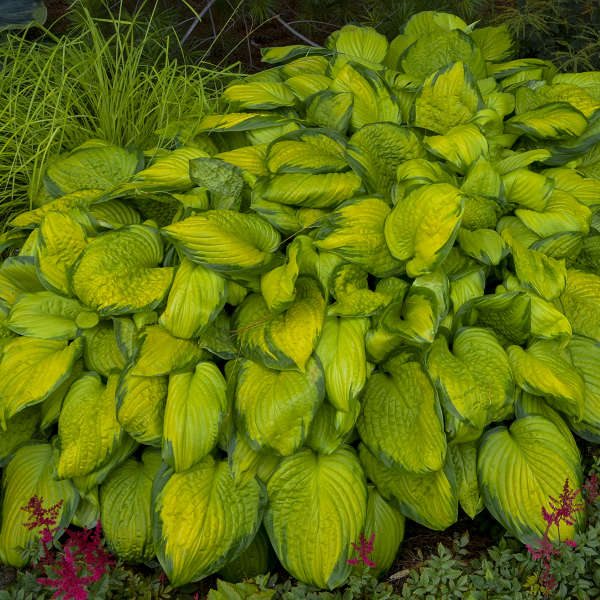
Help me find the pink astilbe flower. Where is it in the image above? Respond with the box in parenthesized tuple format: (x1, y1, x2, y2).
(583, 472, 600, 506)
(347, 533, 376, 568)
(546, 478, 585, 528)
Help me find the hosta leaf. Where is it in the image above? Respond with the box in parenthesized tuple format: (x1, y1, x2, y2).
(403, 11, 469, 36)
(470, 25, 514, 62)
(457, 228, 508, 265)
(160, 259, 227, 338)
(266, 129, 348, 175)
(448, 443, 484, 519)
(357, 361, 446, 473)
(162, 362, 227, 472)
(385, 183, 465, 277)
(131, 325, 205, 376)
(222, 81, 296, 110)
(306, 91, 353, 133)
(162, 210, 281, 274)
(505, 102, 587, 140)
(57, 373, 123, 479)
(39, 361, 83, 431)
(315, 317, 368, 412)
(0, 443, 78, 567)
(235, 358, 323, 455)
(116, 367, 167, 446)
(254, 172, 363, 209)
(189, 157, 245, 211)
(0, 337, 82, 428)
(327, 24, 388, 66)
(0, 257, 43, 316)
(508, 339, 585, 420)
(315, 196, 402, 277)
(7, 292, 97, 340)
(425, 123, 488, 173)
(260, 242, 299, 313)
(413, 62, 482, 134)
(43, 144, 142, 198)
(72, 488, 100, 529)
(82, 322, 126, 377)
(228, 435, 281, 487)
(281, 55, 329, 77)
(286, 73, 333, 101)
(218, 527, 274, 583)
(566, 336, 600, 443)
(153, 455, 265, 586)
(359, 443, 458, 530)
(478, 416, 583, 544)
(264, 447, 367, 589)
(215, 144, 269, 178)
(0, 406, 41, 466)
(559, 268, 600, 341)
(234, 278, 325, 372)
(502, 168, 553, 211)
(72, 224, 173, 316)
(359, 485, 405, 577)
(305, 400, 359, 455)
(346, 123, 425, 196)
(36, 211, 88, 296)
(100, 449, 161, 562)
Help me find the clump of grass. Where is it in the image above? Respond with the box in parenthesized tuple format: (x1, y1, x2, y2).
(0, 0, 238, 229)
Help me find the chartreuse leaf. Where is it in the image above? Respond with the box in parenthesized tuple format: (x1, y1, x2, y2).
(560, 269, 600, 341)
(160, 259, 227, 338)
(100, 448, 161, 563)
(316, 196, 402, 277)
(266, 129, 348, 175)
(327, 24, 388, 68)
(401, 30, 485, 81)
(228, 434, 281, 487)
(260, 44, 330, 64)
(281, 55, 329, 77)
(7, 292, 97, 340)
(414, 62, 482, 134)
(189, 157, 245, 211)
(132, 325, 205, 376)
(346, 123, 425, 196)
(358, 361, 446, 473)
(506, 103, 587, 140)
(260, 241, 299, 313)
(71, 434, 138, 494)
(566, 336, 600, 442)
(153, 455, 265, 586)
(457, 228, 508, 265)
(36, 211, 88, 296)
(235, 277, 325, 372)
(116, 367, 167, 446)
(502, 231, 567, 300)
(315, 317, 368, 413)
(478, 416, 583, 544)
(395, 158, 456, 197)
(43, 144, 142, 198)
(515, 391, 579, 455)
(103, 147, 209, 199)
(57, 373, 123, 479)
(0, 257, 44, 316)
(502, 168, 553, 211)
(82, 322, 126, 377)
(264, 447, 367, 589)
(0, 406, 41, 466)
(449, 442, 484, 519)
(470, 25, 514, 62)
(39, 361, 83, 431)
(222, 81, 296, 110)
(254, 171, 362, 209)
(305, 400, 360, 454)
(0, 337, 82, 428)
(162, 211, 281, 274)
(162, 362, 227, 472)
(385, 183, 465, 277)
(88, 199, 140, 229)
(329, 63, 400, 130)
(359, 443, 458, 530)
(454, 292, 531, 345)
(235, 358, 323, 456)
(306, 91, 353, 133)
(71, 224, 173, 316)
(543, 167, 600, 206)
(357, 486, 405, 577)
(72, 487, 100, 529)
(286, 74, 333, 101)
(0, 443, 78, 567)
(425, 124, 489, 173)
(215, 144, 269, 178)
(508, 339, 585, 420)
(404, 11, 468, 36)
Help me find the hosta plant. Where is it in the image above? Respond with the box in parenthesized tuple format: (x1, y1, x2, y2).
(2, 9, 600, 591)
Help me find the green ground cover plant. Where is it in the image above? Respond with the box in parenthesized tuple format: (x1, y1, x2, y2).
(3, 6, 600, 598)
